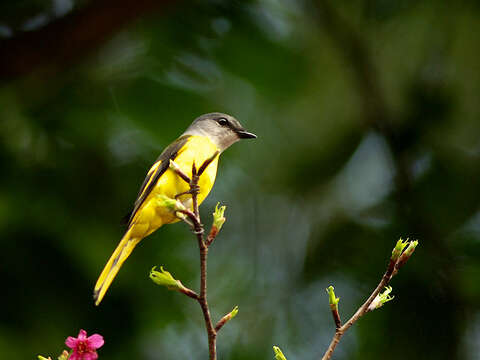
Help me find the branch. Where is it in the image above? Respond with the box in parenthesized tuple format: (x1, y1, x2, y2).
(172, 159, 215, 359)
(320, 239, 418, 360)
(214, 306, 238, 332)
(272, 240, 418, 360)
(197, 151, 220, 176)
(165, 151, 224, 360)
(0, 0, 175, 81)
(325, 286, 341, 330)
(313, 3, 459, 352)
(169, 160, 191, 184)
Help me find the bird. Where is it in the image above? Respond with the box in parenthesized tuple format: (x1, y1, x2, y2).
(93, 112, 256, 305)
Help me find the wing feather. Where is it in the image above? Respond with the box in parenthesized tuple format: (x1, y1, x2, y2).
(126, 135, 191, 227)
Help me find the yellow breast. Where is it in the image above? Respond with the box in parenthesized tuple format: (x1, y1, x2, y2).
(131, 135, 219, 237)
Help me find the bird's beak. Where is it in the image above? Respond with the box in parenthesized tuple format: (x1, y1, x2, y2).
(236, 130, 257, 139)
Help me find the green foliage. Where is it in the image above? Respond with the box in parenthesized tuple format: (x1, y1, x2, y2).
(1, 1, 480, 360)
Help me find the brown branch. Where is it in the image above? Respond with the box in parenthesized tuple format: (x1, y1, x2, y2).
(197, 233, 216, 360)
(329, 304, 342, 330)
(215, 317, 228, 333)
(214, 307, 238, 332)
(321, 273, 391, 360)
(178, 284, 199, 300)
(191, 162, 201, 222)
(321, 240, 418, 360)
(176, 209, 198, 227)
(197, 151, 220, 176)
(170, 153, 224, 360)
(314, 4, 460, 356)
(206, 226, 219, 247)
(0, 0, 176, 82)
(169, 160, 191, 184)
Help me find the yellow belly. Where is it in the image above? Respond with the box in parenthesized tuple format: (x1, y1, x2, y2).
(129, 135, 219, 239)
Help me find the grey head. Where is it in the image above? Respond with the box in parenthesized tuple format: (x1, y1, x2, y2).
(183, 112, 256, 152)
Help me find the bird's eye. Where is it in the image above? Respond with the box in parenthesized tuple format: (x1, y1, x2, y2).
(217, 118, 228, 126)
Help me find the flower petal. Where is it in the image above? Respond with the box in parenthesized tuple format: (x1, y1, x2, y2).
(83, 352, 98, 360)
(65, 337, 78, 348)
(68, 353, 79, 360)
(78, 329, 88, 340)
(87, 334, 104, 349)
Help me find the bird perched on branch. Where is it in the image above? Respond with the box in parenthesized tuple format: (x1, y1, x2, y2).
(93, 113, 256, 305)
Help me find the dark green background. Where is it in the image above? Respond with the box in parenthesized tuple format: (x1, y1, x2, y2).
(1, 0, 480, 359)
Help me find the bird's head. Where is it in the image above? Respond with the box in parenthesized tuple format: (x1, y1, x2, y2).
(184, 112, 256, 152)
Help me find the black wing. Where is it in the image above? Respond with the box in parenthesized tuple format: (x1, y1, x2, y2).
(125, 135, 191, 228)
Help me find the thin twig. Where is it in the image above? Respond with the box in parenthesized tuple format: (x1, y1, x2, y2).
(321, 241, 418, 360)
(169, 160, 191, 183)
(329, 304, 342, 330)
(197, 234, 216, 360)
(178, 285, 199, 300)
(0, 0, 175, 81)
(176, 209, 198, 227)
(215, 318, 228, 332)
(197, 151, 220, 176)
(214, 307, 238, 332)
(205, 227, 219, 247)
(170, 154, 221, 360)
(191, 162, 200, 220)
(321, 269, 392, 360)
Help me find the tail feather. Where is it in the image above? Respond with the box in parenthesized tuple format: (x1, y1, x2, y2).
(94, 231, 140, 306)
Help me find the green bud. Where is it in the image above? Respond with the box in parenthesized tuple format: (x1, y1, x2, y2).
(38, 356, 51, 360)
(326, 285, 340, 306)
(150, 266, 182, 290)
(58, 351, 69, 360)
(273, 346, 287, 360)
(396, 239, 419, 269)
(392, 238, 409, 261)
(404, 240, 418, 257)
(156, 195, 186, 212)
(212, 203, 226, 231)
(230, 306, 239, 319)
(368, 286, 394, 311)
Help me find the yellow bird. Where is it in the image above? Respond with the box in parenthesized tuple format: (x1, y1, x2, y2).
(94, 113, 256, 305)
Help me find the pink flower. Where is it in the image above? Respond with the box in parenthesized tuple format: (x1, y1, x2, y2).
(65, 329, 104, 360)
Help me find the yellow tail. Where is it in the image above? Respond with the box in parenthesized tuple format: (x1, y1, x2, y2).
(94, 230, 141, 306)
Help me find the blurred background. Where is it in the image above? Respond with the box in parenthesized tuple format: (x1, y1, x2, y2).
(1, 0, 480, 359)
